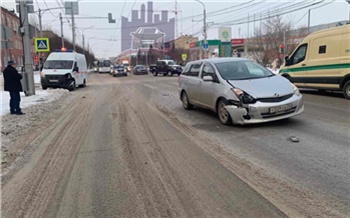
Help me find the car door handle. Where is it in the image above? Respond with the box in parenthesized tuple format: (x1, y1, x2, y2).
(302, 64, 306, 66)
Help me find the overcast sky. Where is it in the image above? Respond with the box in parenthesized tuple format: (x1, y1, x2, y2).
(1, 0, 349, 58)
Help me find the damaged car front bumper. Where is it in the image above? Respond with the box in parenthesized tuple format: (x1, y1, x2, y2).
(226, 95, 304, 125)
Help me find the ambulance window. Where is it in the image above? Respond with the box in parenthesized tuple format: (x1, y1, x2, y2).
(291, 44, 307, 65)
(319, 45, 326, 54)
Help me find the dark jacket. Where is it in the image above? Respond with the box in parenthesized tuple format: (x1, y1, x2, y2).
(3, 65, 23, 92)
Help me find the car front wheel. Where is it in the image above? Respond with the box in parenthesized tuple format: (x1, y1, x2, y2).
(217, 99, 232, 125)
(181, 91, 193, 110)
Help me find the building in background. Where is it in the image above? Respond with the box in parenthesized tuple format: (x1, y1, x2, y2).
(121, 1, 175, 52)
(1, 6, 37, 72)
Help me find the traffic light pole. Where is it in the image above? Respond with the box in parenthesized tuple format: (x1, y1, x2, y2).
(38, 8, 43, 71)
(71, 2, 76, 51)
(60, 13, 65, 48)
(19, 0, 35, 96)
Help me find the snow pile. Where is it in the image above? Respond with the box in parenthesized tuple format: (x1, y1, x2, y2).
(0, 89, 69, 116)
(1, 88, 71, 169)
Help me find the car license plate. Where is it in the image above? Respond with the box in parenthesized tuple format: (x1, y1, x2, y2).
(270, 103, 293, 114)
(49, 79, 59, 82)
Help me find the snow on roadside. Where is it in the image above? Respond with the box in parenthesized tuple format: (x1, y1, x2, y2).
(1, 88, 71, 169)
(0, 89, 69, 116)
(0, 71, 52, 116)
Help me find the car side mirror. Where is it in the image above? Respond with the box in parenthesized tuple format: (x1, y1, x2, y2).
(203, 75, 214, 82)
(284, 56, 290, 66)
(74, 67, 79, 72)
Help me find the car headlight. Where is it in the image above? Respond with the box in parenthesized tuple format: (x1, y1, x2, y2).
(231, 88, 256, 104)
(40, 71, 45, 77)
(291, 84, 301, 96)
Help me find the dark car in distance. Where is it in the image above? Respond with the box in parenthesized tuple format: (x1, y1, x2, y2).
(132, 65, 148, 75)
(153, 60, 183, 76)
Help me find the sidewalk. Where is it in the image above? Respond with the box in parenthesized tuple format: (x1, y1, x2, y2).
(0, 72, 68, 116)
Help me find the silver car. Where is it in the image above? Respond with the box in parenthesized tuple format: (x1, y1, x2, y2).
(178, 58, 304, 125)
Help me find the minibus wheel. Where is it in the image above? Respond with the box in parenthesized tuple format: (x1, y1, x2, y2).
(343, 80, 350, 99)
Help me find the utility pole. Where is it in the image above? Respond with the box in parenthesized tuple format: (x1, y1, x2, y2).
(194, 0, 207, 59)
(347, 0, 350, 23)
(175, 0, 178, 38)
(82, 35, 85, 56)
(308, 9, 311, 34)
(283, 31, 286, 57)
(38, 8, 43, 72)
(60, 13, 65, 48)
(71, 2, 76, 51)
(19, 0, 35, 95)
(204, 6, 207, 59)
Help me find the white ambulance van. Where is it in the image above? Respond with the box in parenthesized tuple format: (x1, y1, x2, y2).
(40, 49, 88, 91)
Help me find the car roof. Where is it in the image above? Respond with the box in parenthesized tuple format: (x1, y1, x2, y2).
(189, 57, 250, 64)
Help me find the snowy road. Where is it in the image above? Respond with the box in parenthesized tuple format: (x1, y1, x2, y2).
(1, 73, 349, 217)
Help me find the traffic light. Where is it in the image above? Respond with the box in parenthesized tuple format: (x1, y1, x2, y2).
(108, 13, 115, 23)
(279, 44, 285, 53)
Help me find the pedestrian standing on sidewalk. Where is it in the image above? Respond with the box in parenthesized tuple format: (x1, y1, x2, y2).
(3, 60, 25, 115)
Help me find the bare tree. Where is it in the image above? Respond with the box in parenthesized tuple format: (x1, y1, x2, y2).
(249, 15, 299, 66)
(29, 14, 39, 29)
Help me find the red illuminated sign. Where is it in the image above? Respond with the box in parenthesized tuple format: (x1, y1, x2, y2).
(189, 42, 196, 48)
(231, 38, 245, 45)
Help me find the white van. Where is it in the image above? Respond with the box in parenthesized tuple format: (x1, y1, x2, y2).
(280, 25, 350, 99)
(40, 50, 88, 91)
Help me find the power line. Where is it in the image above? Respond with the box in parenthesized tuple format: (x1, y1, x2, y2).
(43, 0, 58, 17)
(214, 0, 327, 26)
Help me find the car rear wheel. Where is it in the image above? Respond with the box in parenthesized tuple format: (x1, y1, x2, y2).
(343, 80, 350, 99)
(153, 71, 158, 76)
(217, 99, 232, 125)
(168, 71, 173, 76)
(181, 92, 193, 110)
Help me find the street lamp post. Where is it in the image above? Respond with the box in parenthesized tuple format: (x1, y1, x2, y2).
(82, 26, 94, 56)
(194, 0, 208, 59)
(87, 36, 96, 54)
(346, 0, 350, 23)
(308, 9, 311, 34)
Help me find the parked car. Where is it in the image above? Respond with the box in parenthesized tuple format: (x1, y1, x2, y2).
(132, 65, 147, 75)
(178, 58, 304, 125)
(153, 60, 183, 76)
(112, 65, 127, 77)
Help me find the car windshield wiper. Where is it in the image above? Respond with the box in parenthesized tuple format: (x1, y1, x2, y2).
(228, 77, 253, 80)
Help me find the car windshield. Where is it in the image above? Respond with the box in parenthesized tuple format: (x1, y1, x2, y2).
(43, 60, 73, 69)
(215, 61, 274, 80)
(168, 61, 176, 65)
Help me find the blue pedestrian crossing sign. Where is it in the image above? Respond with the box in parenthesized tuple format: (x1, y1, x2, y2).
(203, 43, 209, 50)
(34, 38, 50, 52)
